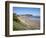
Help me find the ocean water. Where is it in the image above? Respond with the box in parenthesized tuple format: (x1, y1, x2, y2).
(27, 16, 40, 20)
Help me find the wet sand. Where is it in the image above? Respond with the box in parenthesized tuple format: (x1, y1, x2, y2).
(17, 16, 40, 30)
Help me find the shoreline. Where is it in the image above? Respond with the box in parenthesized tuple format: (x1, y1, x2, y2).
(17, 16, 40, 29)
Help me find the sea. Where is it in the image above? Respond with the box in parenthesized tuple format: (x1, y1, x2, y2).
(26, 16, 40, 20)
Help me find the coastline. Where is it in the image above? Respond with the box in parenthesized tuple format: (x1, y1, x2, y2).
(17, 16, 40, 30)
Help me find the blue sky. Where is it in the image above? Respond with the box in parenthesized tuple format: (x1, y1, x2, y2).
(13, 7, 40, 16)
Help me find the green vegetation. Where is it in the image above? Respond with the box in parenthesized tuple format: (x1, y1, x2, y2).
(13, 13, 27, 31)
(13, 13, 20, 22)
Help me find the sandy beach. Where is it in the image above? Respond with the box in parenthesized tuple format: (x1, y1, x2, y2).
(17, 16, 40, 30)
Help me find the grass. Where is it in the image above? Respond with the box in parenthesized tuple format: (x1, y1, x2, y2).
(13, 13, 27, 31)
(13, 21, 27, 31)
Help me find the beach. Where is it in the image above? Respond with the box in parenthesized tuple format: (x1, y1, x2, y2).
(17, 16, 40, 30)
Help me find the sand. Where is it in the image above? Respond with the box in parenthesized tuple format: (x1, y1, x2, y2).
(17, 16, 40, 30)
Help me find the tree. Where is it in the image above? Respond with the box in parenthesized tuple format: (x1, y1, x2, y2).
(13, 13, 20, 22)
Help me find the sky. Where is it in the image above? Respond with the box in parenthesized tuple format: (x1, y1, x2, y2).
(13, 7, 40, 16)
